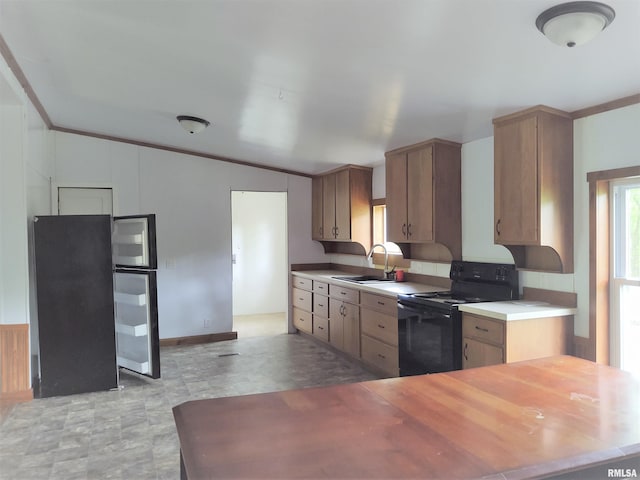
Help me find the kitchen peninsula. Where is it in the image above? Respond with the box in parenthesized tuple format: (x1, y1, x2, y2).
(173, 355, 640, 479)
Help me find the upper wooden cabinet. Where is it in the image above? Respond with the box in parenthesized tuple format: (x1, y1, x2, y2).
(493, 106, 573, 273)
(312, 165, 372, 254)
(311, 176, 323, 241)
(385, 139, 461, 261)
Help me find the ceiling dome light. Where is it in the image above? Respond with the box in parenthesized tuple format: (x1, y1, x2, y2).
(177, 115, 210, 134)
(536, 1, 615, 47)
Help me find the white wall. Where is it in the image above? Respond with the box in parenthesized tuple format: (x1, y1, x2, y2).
(53, 132, 327, 339)
(0, 103, 27, 326)
(232, 191, 287, 316)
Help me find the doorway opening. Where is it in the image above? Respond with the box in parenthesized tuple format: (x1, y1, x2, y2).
(231, 191, 288, 338)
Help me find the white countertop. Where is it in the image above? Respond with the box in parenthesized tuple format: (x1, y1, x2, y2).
(458, 301, 577, 321)
(291, 269, 448, 298)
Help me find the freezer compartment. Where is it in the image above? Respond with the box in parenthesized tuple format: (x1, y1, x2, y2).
(114, 270, 160, 378)
(112, 214, 157, 268)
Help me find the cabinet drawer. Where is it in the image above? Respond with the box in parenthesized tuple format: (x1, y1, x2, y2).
(360, 292, 396, 316)
(361, 335, 398, 376)
(293, 307, 312, 334)
(313, 294, 329, 318)
(292, 287, 312, 312)
(292, 276, 312, 291)
(361, 308, 397, 346)
(313, 281, 329, 295)
(329, 284, 359, 304)
(313, 315, 329, 342)
(463, 314, 504, 345)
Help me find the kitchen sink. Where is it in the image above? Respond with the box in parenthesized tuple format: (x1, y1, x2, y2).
(332, 275, 394, 284)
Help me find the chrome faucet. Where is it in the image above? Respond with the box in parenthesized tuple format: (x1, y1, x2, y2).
(367, 243, 389, 277)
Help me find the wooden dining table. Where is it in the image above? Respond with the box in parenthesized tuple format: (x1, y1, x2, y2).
(173, 355, 640, 479)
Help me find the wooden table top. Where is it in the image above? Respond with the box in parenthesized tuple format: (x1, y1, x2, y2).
(173, 356, 640, 479)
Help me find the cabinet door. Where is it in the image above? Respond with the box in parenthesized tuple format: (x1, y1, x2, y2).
(406, 145, 433, 242)
(334, 169, 351, 240)
(322, 173, 336, 239)
(494, 116, 539, 244)
(462, 337, 503, 369)
(329, 299, 344, 350)
(342, 302, 360, 358)
(311, 176, 324, 240)
(385, 152, 408, 242)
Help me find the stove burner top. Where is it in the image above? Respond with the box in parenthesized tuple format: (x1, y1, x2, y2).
(403, 292, 491, 306)
(412, 291, 451, 299)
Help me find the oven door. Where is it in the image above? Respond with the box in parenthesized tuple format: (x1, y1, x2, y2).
(398, 302, 461, 376)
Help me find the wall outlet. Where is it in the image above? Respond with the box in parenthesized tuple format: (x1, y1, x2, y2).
(203, 318, 211, 328)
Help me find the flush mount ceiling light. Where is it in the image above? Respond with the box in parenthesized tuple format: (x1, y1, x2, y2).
(177, 115, 210, 134)
(536, 1, 615, 47)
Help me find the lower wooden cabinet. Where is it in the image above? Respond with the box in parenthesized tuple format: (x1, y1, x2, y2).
(361, 335, 398, 376)
(360, 292, 398, 376)
(462, 312, 573, 369)
(292, 274, 399, 374)
(462, 337, 503, 369)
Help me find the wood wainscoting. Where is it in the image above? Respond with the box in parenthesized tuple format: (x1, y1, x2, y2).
(0, 324, 32, 401)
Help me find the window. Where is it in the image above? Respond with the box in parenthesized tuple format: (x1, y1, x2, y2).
(611, 178, 640, 376)
(372, 202, 401, 254)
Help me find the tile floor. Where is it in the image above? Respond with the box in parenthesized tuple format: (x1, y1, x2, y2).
(0, 333, 378, 480)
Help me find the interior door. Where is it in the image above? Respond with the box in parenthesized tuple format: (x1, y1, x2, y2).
(58, 187, 113, 215)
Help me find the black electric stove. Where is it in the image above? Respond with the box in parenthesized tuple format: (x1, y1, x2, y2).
(397, 261, 519, 376)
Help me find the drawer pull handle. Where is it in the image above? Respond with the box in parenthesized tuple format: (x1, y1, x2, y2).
(475, 326, 489, 333)
(299, 298, 304, 301)
(464, 342, 468, 361)
(377, 354, 386, 359)
(377, 324, 385, 329)
(318, 303, 324, 307)
(377, 301, 385, 305)
(318, 326, 324, 330)
(340, 291, 347, 295)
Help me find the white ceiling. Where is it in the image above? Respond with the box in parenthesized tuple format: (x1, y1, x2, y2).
(1, 0, 638, 175)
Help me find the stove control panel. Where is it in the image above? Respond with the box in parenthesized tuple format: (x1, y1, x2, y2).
(450, 261, 518, 291)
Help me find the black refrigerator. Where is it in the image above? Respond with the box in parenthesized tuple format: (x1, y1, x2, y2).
(34, 214, 160, 398)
